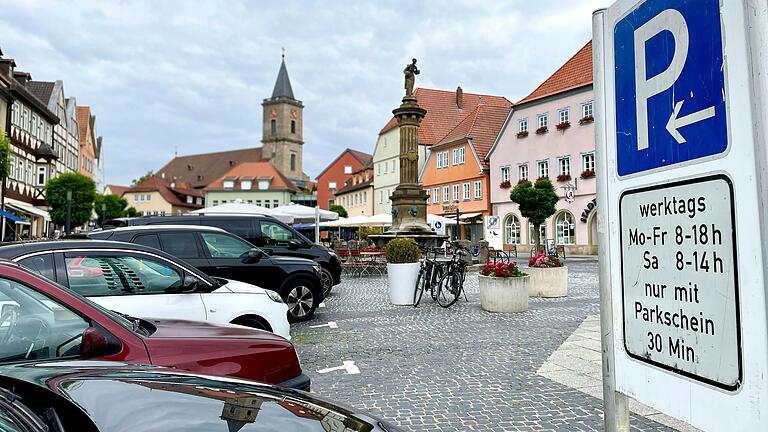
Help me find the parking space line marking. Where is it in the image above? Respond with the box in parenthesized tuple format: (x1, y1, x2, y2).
(317, 360, 359, 375)
(319, 302, 326, 308)
(309, 321, 337, 329)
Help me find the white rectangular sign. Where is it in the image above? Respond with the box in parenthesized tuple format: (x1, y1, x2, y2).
(620, 176, 740, 389)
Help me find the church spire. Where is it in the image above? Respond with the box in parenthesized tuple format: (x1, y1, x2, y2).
(270, 52, 295, 100)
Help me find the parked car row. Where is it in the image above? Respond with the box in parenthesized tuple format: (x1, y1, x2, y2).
(0, 215, 401, 431)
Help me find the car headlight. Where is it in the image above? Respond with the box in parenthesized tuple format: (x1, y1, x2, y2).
(313, 264, 322, 274)
(266, 290, 284, 303)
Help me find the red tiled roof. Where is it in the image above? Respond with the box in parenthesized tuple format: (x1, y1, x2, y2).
(156, 148, 264, 189)
(379, 88, 511, 146)
(127, 176, 204, 208)
(516, 41, 593, 105)
(76, 106, 91, 143)
(315, 148, 372, 180)
(204, 162, 300, 192)
(105, 184, 130, 197)
(437, 104, 512, 169)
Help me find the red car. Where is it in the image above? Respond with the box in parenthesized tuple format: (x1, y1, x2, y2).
(0, 260, 309, 390)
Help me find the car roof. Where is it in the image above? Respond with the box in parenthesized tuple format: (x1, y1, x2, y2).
(98, 225, 227, 234)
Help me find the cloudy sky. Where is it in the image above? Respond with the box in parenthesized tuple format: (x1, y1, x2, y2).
(1, 0, 603, 186)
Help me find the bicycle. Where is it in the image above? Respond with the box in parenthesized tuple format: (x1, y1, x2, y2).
(436, 242, 470, 308)
(413, 247, 446, 307)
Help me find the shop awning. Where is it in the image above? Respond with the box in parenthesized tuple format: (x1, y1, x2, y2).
(5, 200, 50, 221)
(0, 209, 26, 224)
(458, 212, 482, 220)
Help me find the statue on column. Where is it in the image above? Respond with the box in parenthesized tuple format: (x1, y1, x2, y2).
(404, 58, 419, 97)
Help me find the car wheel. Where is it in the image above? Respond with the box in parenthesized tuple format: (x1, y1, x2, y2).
(230, 315, 272, 333)
(281, 279, 318, 322)
(320, 268, 333, 297)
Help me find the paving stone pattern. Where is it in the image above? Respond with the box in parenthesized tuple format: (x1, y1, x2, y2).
(293, 260, 678, 431)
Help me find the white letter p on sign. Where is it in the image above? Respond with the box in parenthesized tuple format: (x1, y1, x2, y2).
(633, 9, 689, 150)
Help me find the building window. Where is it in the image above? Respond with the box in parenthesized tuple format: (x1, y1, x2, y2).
(256, 200, 262, 206)
(529, 223, 546, 245)
(273, 200, 279, 208)
(558, 156, 571, 176)
(344, 165, 352, 174)
(537, 113, 548, 129)
(432, 187, 439, 204)
(581, 101, 594, 118)
(37, 166, 45, 186)
(519, 118, 528, 132)
(376, 164, 381, 176)
(474, 180, 482, 199)
(186, 196, 193, 204)
(442, 185, 449, 203)
(328, 182, 337, 190)
(582, 152, 595, 173)
(270, 119, 277, 136)
(290, 154, 296, 171)
(437, 151, 449, 169)
(452, 147, 465, 165)
(379, 191, 383, 204)
(240, 180, 252, 190)
(223, 180, 234, 190)
(558, 108, 570, 124)
(556, 212, 576, 245)
(383, 161, 388, 174)
(196, 197, 202, 205)
(146, 194, 151, 201)
(518, 164, 528, 181)
(452, 184, 460, 202)
(258, 180, 269, 190)
(291, 120, 296, 134)
(504, 214, 521, 245)
(213, 200, 219, 206)
(461, 183, 470, 201)
(500, 166, 510, 183)
(537, 160, 549, 179)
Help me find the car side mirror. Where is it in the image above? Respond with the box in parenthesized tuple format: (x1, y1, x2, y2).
(80, 326, 110, 358)
(288, 239, 303, 250)
(247, 248, 264, 261)
(181, 275, 200, 293)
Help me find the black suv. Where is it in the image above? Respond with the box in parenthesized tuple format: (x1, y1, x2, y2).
(105, 214, 342, 296)
(86, 226, 324, 321)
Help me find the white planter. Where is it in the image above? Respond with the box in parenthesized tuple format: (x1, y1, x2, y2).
(479, 275, 529, 313)
(387, 262, 420, 305)
(526, 266, 568, 298)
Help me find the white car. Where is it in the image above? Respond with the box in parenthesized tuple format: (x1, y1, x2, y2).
(7, 241, 291, 340)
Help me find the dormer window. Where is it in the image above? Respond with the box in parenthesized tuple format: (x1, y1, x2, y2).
(241, 180, 252, 190)
(223, 180, 234, 189)
(258, 180, 270, 190)
(186, 196, 193, 204)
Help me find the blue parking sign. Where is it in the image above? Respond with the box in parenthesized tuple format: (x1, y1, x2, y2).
(614, 0, 727, 176)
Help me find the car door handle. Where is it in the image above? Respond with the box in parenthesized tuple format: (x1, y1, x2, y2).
(215, 266, 229, 270)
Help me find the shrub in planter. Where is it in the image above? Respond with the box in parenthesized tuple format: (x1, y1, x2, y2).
(527, 253, 567, 298)
(499, 180, 512, 189)
(535, 126, 548, 134)
(516, 131, 529, 138)
(385, 238, 421, 305)
(479, 262, 529, 313)
(556, 174, 572, 182)
(580, 169, 595, 179)
(517, 178, 528, 185)
(555, 121, 571, 130)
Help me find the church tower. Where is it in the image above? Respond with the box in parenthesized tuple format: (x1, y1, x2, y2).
(262, 54, 307, 182)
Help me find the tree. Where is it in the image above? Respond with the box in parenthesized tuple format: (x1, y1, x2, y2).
(45, 173, 97, 229)
(94, 194, 128, 227)
(131, 170, 154, 186)
(329, 204, 348, 218)
(510, 178, 559, 246)
(124, 207, 143, 217)
(0, 132, 12, 240)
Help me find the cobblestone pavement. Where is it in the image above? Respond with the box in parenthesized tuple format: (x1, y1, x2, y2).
(292, 260, 678, 431)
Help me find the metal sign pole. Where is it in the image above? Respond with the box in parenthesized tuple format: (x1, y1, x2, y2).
(593, 8, 630, 432)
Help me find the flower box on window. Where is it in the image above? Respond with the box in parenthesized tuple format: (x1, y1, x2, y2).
(536, 176, 549, 181)
(517, 178, 529, 185)
(499, 180, 512, 189)
(535, 126, 548, 135)
(556, 174, 571, 182)
(516, 131, 529, 138)
(580, 169, 595, 179)
(555, 121, 571, 131)
(579, 115, 594, 125)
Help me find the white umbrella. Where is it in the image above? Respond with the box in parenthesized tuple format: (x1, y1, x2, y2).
(427, 213, 457, 225)
(320, 217, 348, 228)
(190, 202, 294, 223)
(272, 203, 339, 223)
(362, 213, 393, 227)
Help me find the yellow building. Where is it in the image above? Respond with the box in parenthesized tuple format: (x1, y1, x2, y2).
(124, 175, 203, 216)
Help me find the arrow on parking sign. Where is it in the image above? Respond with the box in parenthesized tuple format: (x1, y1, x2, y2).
(665, 100, 716, 144)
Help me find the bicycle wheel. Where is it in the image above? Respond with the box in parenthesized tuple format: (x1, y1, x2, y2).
(430, 264, 444, 300)
(436, 271, 460, 308)
(413, 266, 426, 307)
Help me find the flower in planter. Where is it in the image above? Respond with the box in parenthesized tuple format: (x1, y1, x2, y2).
(499, 180, 511, 189)
(535, 126, 548, 135)
(517, 178, 529, 185)
(580, 169, 595, 179)
(481, 261, 526, 278)
(529, 253, 564, 268)
(579, 115, 594, 125)
(516, 131, 529, 138)
(556, 174, 571, 182)
(555, 121, 571, 130)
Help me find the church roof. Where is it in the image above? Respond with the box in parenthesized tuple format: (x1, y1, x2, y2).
(205, 161, 300, 193)
(270, 57, 295, 100)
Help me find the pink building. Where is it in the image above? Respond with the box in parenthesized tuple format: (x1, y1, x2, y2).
(487, 41, 597, 255)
